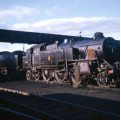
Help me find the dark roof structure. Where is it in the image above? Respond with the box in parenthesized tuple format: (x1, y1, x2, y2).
(0, 29, 91, 44)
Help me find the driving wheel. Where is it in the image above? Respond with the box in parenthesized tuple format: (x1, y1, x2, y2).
(34, 72, 40, 81)
(26, 70, 32, 81)
(42, 70, 51, 82)
(55, 71, 65, 83)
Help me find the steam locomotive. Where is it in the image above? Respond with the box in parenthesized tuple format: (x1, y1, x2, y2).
(0, 51, 25, 80)
(23, 32, 120, 88)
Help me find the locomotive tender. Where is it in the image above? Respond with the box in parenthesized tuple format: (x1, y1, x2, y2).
(0, 51, 25, 79)
(23, 32, 120, 87)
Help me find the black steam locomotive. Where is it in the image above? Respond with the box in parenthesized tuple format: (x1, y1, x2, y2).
(0, 51, 25, 80)
(23, 32, 120, 87)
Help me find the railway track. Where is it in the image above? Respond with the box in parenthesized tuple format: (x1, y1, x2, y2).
(0, 106, 40, 120)
(0, 87, 120, 120)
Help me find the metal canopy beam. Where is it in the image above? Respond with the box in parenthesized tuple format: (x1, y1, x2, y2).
(0, 29, 90, 44)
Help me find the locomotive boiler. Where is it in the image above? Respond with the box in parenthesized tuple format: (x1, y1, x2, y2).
(23, 32, 120, 87)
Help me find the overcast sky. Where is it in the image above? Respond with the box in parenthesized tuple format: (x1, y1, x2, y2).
(0, 0, 120, 52)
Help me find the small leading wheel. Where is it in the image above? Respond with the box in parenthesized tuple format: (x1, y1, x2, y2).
(26, 70, 32, 81)
(55, 71, 65, 83)
(42, 70, 51, 82)
(96, 72, 107, 87)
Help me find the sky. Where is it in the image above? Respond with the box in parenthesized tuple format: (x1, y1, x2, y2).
(0, 0, 120, 52)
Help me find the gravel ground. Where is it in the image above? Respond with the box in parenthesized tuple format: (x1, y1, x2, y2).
(0, 80, 120, 115)
(0, 80, 119, 101)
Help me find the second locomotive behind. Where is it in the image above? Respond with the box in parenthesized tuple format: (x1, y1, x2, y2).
(0, 51, 25, 80)
(23, 32, 120, 88)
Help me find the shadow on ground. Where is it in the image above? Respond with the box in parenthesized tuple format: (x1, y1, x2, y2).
(44, 93, 120, 115)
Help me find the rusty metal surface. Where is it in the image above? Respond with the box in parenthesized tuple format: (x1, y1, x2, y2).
(88, 49, 95, 59)
(74, 64, 80, 82)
